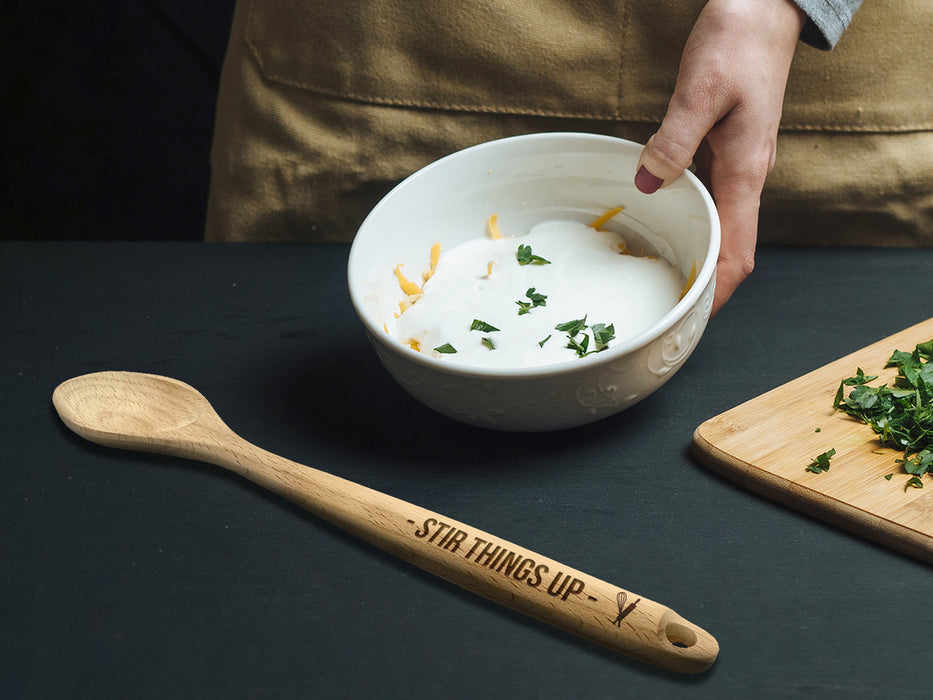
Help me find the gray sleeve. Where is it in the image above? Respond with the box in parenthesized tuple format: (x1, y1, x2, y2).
(792, 0, 865, 49)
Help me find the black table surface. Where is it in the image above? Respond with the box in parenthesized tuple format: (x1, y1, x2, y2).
(3, 241, 932, 698)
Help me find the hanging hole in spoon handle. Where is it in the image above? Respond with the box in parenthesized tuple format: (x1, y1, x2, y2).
(52, 371, 719, 674)
(664, 619, 699, 649)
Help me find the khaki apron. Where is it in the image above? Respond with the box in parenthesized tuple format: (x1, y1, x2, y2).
(206, 0, 933, 246)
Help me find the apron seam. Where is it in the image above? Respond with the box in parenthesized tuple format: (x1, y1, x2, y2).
(245, 0, 659, 122)
(245, 22, 662, 122)
(780, 123, 933, 133)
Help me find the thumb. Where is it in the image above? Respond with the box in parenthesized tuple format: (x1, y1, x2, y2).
(634, 113, 713, 194)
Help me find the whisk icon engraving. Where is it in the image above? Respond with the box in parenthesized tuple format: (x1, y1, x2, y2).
(612, 591, 640, 627)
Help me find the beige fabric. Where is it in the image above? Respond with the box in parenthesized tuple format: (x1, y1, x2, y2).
(206, 0, 933, 246)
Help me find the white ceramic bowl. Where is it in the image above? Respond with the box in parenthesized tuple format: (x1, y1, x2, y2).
(348, 133, 720, 431)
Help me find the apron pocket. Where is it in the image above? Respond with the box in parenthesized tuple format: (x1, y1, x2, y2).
(244, 0, 696, 121)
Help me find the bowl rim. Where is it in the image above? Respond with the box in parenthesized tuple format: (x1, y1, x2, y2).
(348, 131, 720, 380)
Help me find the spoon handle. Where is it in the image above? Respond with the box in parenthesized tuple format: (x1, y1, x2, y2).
(204, 432, 718, 673)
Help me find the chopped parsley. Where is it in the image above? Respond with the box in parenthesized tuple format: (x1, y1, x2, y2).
(831, 339, 933, 489)
(806, 448, 836, 474)
(470, 319, 500, 333)
(591, 323, 616, 351)
(516, 287, 548, 316)
(555, 316, 588, 336)
(538, 334, 552, 348)
(567, 333, 590, 357)
(516, 244, 551, 266)
(434, 343, 457, 354)
(481, 337, 496, 350)
(556, 316, 615, 357)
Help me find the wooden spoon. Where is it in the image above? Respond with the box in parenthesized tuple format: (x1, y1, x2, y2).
(52, 371, 718, 673)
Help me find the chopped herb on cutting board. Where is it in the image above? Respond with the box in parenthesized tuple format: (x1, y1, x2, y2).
(828, 339, 933, 489)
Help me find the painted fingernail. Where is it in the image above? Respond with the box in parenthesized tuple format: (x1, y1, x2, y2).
(635, 165, 664, 194)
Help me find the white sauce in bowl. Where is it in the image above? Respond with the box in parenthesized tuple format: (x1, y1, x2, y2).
(391, 219, 685, 368)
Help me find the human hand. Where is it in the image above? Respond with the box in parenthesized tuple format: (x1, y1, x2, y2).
(634, 0, 806, 315)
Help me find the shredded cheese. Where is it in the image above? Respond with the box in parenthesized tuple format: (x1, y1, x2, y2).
(394, 244, 441, 318)
(422, 242, 442, 282)
(485, 261, 496, 277)
(395, 296, 419, 317)
(679, 260, 697, 300)
(589, 205, 624, 231)
(394, 264, 423, 296)
(486, 214, 503, 240)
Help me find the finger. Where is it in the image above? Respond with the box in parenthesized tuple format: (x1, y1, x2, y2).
(635, 122, 705, 195)
(711, 209, 757, 316)
(706, 147, 762, 315)
(711, 243, 755, 316)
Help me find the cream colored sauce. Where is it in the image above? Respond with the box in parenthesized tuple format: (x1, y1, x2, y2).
(391, 220, 684, 368)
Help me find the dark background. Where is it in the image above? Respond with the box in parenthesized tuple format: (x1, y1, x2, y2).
(6, 242, 933, 698)
(2, 1, 236, 241)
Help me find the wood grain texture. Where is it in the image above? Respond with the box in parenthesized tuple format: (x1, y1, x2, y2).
(692, 317, 933, 564)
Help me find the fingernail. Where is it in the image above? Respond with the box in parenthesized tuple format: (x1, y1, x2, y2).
(635, 165, 664, 194)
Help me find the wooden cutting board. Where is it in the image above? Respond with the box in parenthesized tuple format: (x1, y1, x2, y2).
(692, 317, 933, 564)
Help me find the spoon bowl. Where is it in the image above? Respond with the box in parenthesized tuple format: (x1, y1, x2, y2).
(56, 372, 207, 439)
(53, 370, 719, 673)
(54, 372, 226, 459)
